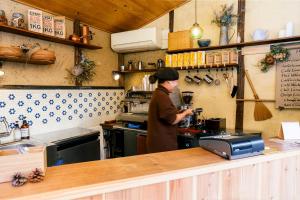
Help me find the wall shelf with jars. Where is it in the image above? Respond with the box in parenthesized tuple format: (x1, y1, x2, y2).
(165, 48, 239, 70)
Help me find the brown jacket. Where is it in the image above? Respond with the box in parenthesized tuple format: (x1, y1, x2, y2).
(147, 85, 178, 153)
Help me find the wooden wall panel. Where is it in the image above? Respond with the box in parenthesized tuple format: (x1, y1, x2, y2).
(105, 182, 166, 200)
(239, 164, 261, 200)
(170, 177, 193, 200)
(197, 172, 220, 200)
(76, 195, 103, 200)
(280, 157, 297, 200)
(220, 168, 242, 200)
(261, 159, 282, 200)
(296, 155, 300, 198)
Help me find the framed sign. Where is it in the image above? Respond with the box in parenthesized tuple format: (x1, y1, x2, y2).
(275, 44, 300, 109)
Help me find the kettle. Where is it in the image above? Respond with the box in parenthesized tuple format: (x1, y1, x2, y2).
(252, 29, 268, 41)
(157, 59, 164, 69)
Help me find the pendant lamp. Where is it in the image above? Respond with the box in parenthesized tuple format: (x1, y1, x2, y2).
(190, 0, 203, 39)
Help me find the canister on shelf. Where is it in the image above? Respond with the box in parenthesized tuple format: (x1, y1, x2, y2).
(221, 51, 230, 65)
(82, 25, 89, 44)
(205, 53, 214, 66)
(197, 51, 206, 66)
(165, 54, 172, 67)
(177, 53, 184, 68)
(190, 52, 197, 67)
(171, 54, 178, 68)
(183, 52, 190, 67)
(214, 52, 222, 66)
(230, 49, 238, 64)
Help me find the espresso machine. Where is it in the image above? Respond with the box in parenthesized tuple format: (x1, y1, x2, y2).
(178, 91, 203, 128)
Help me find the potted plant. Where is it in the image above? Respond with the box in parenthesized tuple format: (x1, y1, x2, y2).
(211, 4, 238, 45)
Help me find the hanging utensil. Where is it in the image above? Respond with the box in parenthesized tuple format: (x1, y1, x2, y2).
(193, 70, 202, 84)
(185, 70, 193, 83)
(214, 69, 221, 86)
(223, 72, 231, 94)
(231, 68, 238, 97)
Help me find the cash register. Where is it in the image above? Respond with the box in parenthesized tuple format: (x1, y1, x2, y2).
(198, 130, 265, 160)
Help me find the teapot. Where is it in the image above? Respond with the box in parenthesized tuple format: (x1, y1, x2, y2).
(252, 29, 268, 41)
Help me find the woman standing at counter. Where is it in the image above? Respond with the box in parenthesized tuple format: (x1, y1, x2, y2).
(147, 68, 193, 153)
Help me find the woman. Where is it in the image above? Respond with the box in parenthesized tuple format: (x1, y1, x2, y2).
(147, 67, 193, 153)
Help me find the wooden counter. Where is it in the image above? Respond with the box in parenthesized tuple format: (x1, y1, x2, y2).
(0, 140, 300, 200)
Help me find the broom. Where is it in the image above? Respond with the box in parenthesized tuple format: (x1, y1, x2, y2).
(244, 70, 272, 121)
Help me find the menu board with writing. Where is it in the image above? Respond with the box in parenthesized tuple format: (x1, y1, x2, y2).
(276, 44, 300, 109)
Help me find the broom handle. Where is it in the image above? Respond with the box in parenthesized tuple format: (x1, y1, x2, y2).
(244, 70, 259, 99)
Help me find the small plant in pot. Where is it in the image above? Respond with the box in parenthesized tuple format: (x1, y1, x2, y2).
(66, 54, 96, 86)
(211, 4, 238, 45)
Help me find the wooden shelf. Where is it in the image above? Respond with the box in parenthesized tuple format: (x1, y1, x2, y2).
(174, 64, 238, 70)
(167, 35, 300, 53)
(0, 24, 102, 50)
(0, 56, 54, 65)
(113, 69, 157, 73)
(113, 64, 238, 74)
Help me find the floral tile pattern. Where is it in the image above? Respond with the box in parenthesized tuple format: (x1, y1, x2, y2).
(0, 89, 124, 135)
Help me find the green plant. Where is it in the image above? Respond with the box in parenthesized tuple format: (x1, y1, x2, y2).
(66, 56, 96, 86)
(211, 4, 238, 27)
(258, 45, 289, 72)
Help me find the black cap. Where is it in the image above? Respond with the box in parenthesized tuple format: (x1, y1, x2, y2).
(149, 67, 179, 84)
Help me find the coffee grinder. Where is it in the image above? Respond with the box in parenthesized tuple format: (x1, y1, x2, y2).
(178, 91, 203, 128)
(178, 91, 194, 128)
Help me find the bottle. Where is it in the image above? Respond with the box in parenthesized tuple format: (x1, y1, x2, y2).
(21, 119, 30, 139)
(14, 121, 22, 141)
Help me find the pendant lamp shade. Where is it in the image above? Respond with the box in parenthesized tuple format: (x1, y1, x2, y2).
(190, 0, 203, 39)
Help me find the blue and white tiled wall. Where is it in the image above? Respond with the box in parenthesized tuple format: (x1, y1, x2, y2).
(0, 88, 124, 135)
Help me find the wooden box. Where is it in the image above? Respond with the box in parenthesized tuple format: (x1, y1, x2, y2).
(168, 30, 192, 51)
(0, 146, 46, 183)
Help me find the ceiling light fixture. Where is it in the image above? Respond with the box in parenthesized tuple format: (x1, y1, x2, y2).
(190, 0, 203, 39)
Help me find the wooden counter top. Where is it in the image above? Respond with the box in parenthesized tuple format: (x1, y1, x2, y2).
(0, 139, 299, 200)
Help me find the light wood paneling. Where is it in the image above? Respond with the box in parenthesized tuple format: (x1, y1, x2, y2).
(198, 172, 220, 200)
(221, 168, 242, 200)
(15, 0, 189, 33)
(261, 159, 282, 199)
(105, 182, 166, 200)
(170, 177, 193, 200)
(239, 164, 261, 200)
(76, 195, 103, 200)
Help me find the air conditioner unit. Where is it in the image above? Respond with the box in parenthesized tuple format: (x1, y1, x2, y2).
(111, 27, 162, 53)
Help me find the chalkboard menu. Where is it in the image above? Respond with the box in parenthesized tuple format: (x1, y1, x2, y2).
(276, 44, 300, 109)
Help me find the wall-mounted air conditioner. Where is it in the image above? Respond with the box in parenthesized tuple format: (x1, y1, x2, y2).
(111, 27, 163, 53)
